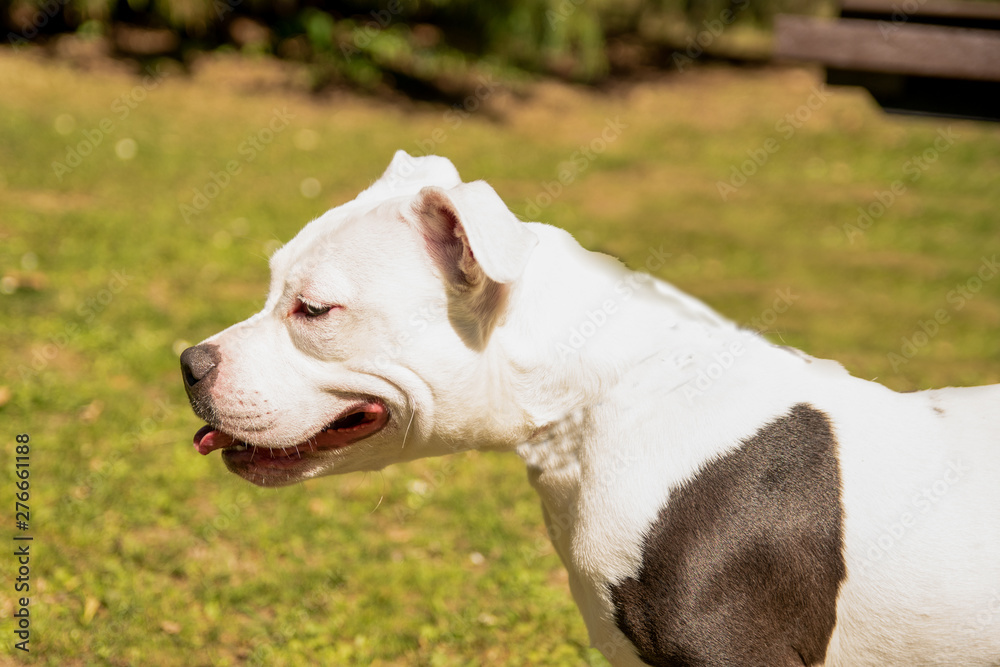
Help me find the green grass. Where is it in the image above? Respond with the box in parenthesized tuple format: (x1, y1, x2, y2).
(1, 50, 999, 666)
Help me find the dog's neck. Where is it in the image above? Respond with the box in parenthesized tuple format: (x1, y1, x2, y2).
(427, 222, 830, 639)
(473, 223, 746, 446)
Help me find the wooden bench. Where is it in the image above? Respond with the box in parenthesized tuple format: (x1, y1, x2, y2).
(774, 0, 1000, 121)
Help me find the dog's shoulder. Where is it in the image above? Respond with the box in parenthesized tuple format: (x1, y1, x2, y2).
(608, 403, 846, 667)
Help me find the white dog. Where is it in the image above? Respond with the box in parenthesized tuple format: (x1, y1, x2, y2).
(182, 151, 1000, 666)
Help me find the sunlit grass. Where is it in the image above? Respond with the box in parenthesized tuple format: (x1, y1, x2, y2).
(1, 49, 998, 665)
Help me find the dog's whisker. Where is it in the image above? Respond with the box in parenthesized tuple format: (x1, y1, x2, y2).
(367, 471, 387, 514)
(401, 402, 415, 450)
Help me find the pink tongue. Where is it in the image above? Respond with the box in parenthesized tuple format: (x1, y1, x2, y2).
(193, 425, 235, 456)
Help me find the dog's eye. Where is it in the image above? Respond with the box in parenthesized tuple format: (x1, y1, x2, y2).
(294, 297, 334, 318)
(303, 302, 331, 317)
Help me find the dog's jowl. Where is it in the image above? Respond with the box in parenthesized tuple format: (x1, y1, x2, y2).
(182, 151, 1000, 666)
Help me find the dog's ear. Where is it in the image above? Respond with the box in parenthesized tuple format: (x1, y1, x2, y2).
(414, 182, 538, 286)
(374, 150, 463, 194)
(413, 182, 538, 347)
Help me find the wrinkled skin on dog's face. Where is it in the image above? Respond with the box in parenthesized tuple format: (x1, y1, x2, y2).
(181, 153, 537, 486)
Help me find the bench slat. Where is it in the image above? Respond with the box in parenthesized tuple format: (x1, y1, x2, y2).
(841, 0, 1000, 21)
(774, 15, 1000, 81)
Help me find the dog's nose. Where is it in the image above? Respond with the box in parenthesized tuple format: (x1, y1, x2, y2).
(180, 344, 218, 389)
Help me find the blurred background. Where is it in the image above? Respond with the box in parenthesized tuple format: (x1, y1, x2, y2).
(2, 0, 999, 665)
(0, 0, 811, 94)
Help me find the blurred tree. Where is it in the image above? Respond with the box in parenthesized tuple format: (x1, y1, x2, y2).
(1, 0, 836, 96)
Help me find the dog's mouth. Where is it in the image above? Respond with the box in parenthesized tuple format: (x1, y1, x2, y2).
(192, 401, 389, 467)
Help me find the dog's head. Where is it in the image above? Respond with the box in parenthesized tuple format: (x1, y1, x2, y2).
(181, 151, 538, 486)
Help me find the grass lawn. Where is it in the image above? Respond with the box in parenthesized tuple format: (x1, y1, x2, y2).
(1, 46, 998, 666)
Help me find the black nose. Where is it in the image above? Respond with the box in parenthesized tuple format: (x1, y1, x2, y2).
(180, 344, 219, 389)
